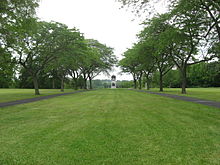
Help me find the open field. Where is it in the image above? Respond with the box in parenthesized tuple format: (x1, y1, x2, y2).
(0, 89, 220, 164)
(0, 89, 77, 103)
(147, 88, 220, 102)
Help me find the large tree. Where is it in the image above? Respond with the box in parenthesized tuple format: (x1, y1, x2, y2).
(47, 26, 85, 92)
(119, 47, 143, 89)
(80, 39, 116, 89)
(138, 14, 174, 91)
(10, 21, 72, 95)
(120, 0, 218, 93)
(0, 0, 39, 88)
(136, 42, 156, 90)
(168, 7, 216, 93)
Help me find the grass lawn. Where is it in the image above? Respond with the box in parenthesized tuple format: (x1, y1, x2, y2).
(147, 88, 220, 102)
(0, 89, 219, 164)
(0, 89, 77, 103)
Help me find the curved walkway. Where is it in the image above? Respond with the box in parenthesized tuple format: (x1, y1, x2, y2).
(136, 90, 220, 109)
(0, 90, 89, 108)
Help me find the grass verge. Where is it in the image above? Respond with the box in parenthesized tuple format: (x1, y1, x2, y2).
(0, 89, 77, 103)
(146, 88, 220, 102)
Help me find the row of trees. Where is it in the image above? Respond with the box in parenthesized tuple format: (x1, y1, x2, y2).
(83, 79, 133, 89)
(151, 61, 220, 88)
(0, 0, 117, 95)
(118, 0, 220, 93)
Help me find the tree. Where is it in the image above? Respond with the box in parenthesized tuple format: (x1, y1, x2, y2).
(168, 7, 215, 93)
(80, 39, 116, 89)
(118, 0, 220, 57)
(138, 44, 156, 90)
(188, 61, 220, 87)
(0, 0, 39, 89)
(119, 0, 217, 93)
(138, 14, 174, 91)
(141, 11, 214, 94)
(163, 69, 180, 88)
(119, 47, 143, 89)
(47, 26, 85, 92)
(116, 0, 171, 16)
(0, 0, 39, 48)
(67, 46, 87, 90)
(172, 0, 220, 42)
(0, 48, 14, 88)
(172, 0, 220, 65)
(9, 20, 72, 95)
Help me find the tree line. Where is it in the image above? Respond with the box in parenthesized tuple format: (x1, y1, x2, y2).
(0, 0, 117, 95)
(118, 0, 220, 93)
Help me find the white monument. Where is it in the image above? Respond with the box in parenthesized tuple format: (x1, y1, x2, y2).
(111, 75, 116, 88)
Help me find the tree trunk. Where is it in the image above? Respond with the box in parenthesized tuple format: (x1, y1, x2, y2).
(138, 72, 143, 90)
(33, 76, 40, 95)
(61, 77, 64, 92)
(159, 71, 163, 92)
(147, 83, 150, 90)
(181, 66, 187, 94)
(146, 78, 150, 90)
(89, 77, 92, 89)
(52, 78, 55, 89)
(139, 78, 142, 89)
(134, 79, 137, 89)
(84, 79, 87, 89)
(73, 78, 78, 90)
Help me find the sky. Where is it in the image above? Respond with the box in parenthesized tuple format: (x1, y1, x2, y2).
(37, 0, 167, 80)
(37, 0, 143, 80)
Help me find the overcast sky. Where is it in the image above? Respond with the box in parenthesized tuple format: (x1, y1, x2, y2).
(37, 0, 144, 80)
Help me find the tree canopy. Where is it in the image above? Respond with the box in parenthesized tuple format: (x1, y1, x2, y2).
(119, 0, 219, 93)
(0, 1, 117, 94)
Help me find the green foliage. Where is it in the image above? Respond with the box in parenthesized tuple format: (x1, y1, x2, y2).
(17, 68, 61, 89)
(116, 80, 133, 88)
(79, 39, 117, 89)
(85, 39, 117, 77)
(88, 80, 133, 89)
(150, 61, 220, 88)
(0, 0, 39, 89)
(152, 69, 180, 88)
(0, 1, 117, 94)
(0, 0, 39, 46)
(188, 62, 220, 87)
(0, 48, 14, 88)
(139, 14, 175, 91)
(44, 24, 86, 91)
(8, 20, 78, 94)
(119, 0, 219, 93)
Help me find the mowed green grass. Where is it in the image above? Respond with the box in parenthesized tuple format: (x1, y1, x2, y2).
(148, 88, 220, 102)
(0, 89, 220, 165)
(0, 89, 77, 103)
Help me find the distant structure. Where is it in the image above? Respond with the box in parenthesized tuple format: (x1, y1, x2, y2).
(111, 75, 116, 88)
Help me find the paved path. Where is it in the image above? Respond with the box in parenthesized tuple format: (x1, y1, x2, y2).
(0, 90, 89, 108)
(136, 90, 220, 109)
